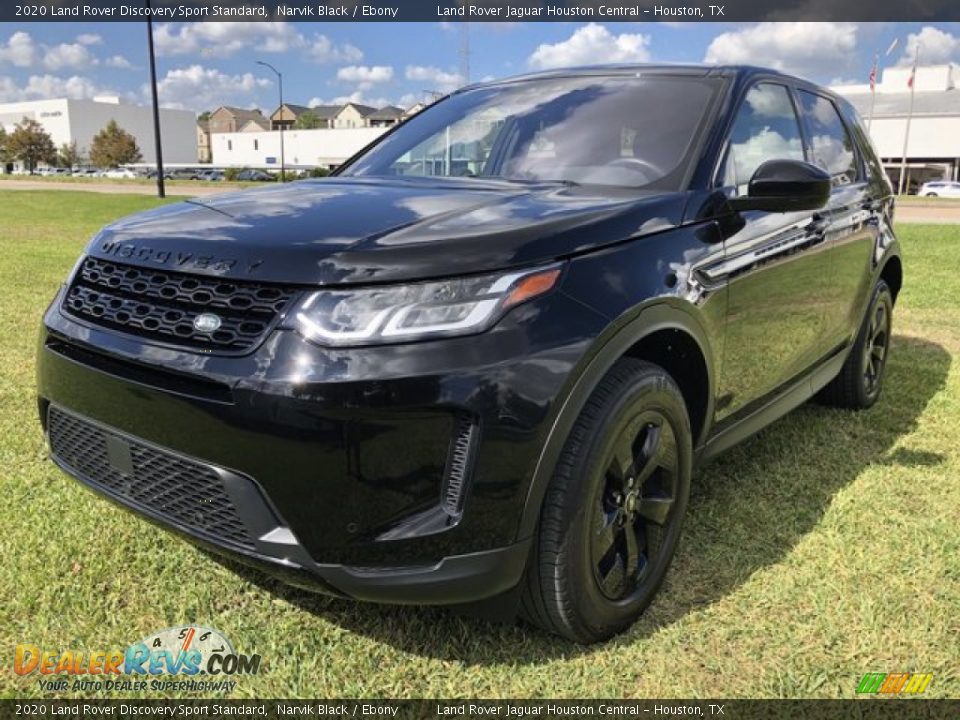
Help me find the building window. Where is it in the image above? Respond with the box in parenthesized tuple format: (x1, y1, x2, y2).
(254, 139, 259, 151)
(227, 140, 233, 151)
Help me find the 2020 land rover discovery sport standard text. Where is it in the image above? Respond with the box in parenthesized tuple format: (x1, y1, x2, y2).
(38, 65, 902, 643)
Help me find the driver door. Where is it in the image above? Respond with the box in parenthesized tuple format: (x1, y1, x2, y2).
(713, 82, 836, 424)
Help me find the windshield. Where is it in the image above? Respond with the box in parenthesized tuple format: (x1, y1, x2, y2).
(342, 74, 721, 190)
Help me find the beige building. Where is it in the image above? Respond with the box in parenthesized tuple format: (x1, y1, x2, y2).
(333, 103, 376, 129)
(207, 106, 267, 135)
(196, 120, 211, 163)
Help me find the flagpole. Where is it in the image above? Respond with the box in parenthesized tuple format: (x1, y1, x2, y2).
(898, 44, 920, 196)
(867, 52, 878, 133)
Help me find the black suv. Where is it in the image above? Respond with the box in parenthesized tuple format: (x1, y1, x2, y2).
(38, 66, 901, 643)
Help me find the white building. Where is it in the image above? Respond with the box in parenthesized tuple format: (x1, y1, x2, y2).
(0, 96, 197, 172)
(211, 126, 386, 169)
(833, 64, 960, 189)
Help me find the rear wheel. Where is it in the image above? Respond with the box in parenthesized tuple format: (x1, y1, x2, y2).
(521, 358, 692, 643)
(817, 280, 893, 409)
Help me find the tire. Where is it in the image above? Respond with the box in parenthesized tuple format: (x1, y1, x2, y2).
(816, 280, 893, 409)
(925, 192, 938, 197)
(521, 358, 692, 643)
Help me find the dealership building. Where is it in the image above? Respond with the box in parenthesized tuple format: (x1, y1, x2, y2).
(0, 96, 197, 171)
(832, 64, 960, 189)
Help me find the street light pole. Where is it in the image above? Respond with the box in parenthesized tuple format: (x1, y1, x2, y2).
(146, 0, 165, 198)
(256, 60, 285, 182)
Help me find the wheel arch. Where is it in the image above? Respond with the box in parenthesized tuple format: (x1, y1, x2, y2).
(516, 301, 717, 540)
(880, 253, 903, 304)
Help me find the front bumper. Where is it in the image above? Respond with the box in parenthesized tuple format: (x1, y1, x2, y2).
(37, 286, 606, 603)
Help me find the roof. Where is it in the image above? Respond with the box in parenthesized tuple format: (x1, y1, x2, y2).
(274, 103, 313, 117)
(306, 105, 341, 119)
(197, 119, 209, 131)
(367, 105, 404, 120)
(840, 90, 960, 118)
(213, 106, 265, 123)
(239, 117, 270, 131)
(340, 103, 377, 116)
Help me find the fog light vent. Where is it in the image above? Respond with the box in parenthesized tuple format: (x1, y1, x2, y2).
(442, 414, 479, 516)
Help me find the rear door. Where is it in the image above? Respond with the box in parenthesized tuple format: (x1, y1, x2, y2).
(795, 89, 878, 351)
(710, 81, 836, 423)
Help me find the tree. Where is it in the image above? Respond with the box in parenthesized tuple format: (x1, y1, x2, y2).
(293, 110, 321, 130)
(0, 126, 9, 164)
(58, 141, 83, 169)
(197, 110, 212, 122)
(7, 117, 56, 172)
(89, 119, 142, 168)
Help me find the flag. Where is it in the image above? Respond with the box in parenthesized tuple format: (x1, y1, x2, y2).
(908, 65, 915, 89)
(869, 60, 877, 91)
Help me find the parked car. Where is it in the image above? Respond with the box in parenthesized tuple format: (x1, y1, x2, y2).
(38, 65, 902, 643)
(103, 168, 137, 180)
(919, 180, 960, 198)
(236, 168, 276, 182)
(71, 168, 98, 178)
(196, 169, 225, 182)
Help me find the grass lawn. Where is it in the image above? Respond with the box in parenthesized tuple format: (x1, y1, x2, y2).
(0, 190, 957, 699)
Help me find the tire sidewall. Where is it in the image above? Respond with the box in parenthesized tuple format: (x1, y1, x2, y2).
(562, 370, 692, 639)
(857, 281, 894, 407)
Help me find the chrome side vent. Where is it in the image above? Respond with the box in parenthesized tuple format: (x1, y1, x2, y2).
(442, 414, 479, 516)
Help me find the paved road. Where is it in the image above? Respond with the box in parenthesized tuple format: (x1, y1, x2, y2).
(0, 180, 231, 197)
(3, 180, 960, 223)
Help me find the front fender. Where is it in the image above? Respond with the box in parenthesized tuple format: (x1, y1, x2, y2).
(515, 299, 718, 541)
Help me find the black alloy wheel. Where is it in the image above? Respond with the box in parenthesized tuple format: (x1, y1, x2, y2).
(521, 358, 692, 643)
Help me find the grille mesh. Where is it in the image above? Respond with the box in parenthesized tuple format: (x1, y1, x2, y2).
(442, 414, 478, 516)
(62, 256, 296, 352)
(48, 406, 255, 550)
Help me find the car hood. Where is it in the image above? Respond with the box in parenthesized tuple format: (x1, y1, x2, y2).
(86, 176, 688, 285)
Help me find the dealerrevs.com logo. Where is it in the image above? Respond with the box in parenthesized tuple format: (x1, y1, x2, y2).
(14, 626, 261, 694)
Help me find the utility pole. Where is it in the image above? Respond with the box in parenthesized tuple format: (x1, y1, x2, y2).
(146, 0, 165, 198)
(257, 61, 286, 182)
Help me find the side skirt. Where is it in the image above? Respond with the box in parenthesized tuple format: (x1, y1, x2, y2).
(698, 346, 849, 463)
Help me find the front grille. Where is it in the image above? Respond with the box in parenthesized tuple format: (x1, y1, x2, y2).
(48, 406, 255, 550)
(62, 256, 297, 353)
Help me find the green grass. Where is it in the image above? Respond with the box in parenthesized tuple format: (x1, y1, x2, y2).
(0, 174, 268, 190)
(0, 190, 958, 699)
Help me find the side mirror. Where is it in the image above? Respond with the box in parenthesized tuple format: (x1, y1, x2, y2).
(730, 159, 831, 213)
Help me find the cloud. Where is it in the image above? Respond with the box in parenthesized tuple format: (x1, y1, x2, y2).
(336, 65, 393, 84)
(336, 65, 393, 92)
(152, 64, 269, 111)
(76, 33, 102, 46)
(43, 42, 98, 71)
(307, 34, 363, 64)
(154, 22, 303, 58)
(898, 26, 959, 66)
(0, 31, 36, 68)
(405, 65, 463, 93)
(105, 55, 134, 70)
(527, 23, 651, 69)
(704, 22, 859, 79)
(0, 73, 113, 102)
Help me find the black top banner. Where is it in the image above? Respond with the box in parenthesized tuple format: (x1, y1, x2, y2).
(5, 0, 960, 22)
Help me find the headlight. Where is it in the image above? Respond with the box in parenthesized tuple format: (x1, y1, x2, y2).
(287, 264, 562, 346)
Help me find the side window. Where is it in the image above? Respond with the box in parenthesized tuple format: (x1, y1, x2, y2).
(721, 83, 805, 194)
(797, 90, 859, 186)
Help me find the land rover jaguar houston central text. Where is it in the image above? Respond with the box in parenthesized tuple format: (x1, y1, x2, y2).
(38, 65, 902, 643)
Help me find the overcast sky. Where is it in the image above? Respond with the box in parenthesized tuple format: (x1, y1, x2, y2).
(0, 22, 958, 113)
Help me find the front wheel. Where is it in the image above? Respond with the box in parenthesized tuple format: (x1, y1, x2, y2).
(521, 358, 692, 643)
